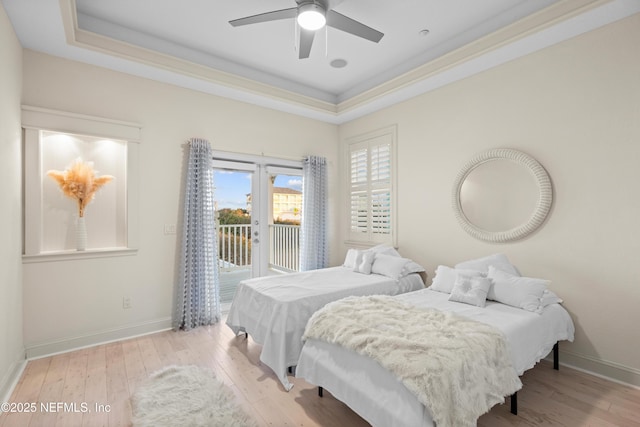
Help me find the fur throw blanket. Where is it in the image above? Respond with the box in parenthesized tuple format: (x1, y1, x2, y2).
(303, 295, 522, 427)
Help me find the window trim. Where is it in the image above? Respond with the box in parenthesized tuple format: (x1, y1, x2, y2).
(343, 125, 397, 248)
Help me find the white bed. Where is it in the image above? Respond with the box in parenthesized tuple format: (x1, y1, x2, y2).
(296, 288, 575, 427)
(225, 265, 425, 390)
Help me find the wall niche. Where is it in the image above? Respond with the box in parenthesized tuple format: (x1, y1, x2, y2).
(22, 106, 140, 262)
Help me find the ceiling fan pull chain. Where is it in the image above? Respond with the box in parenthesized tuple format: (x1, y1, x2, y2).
(294, 19, 298, 53)
(325, 26, 328, 57)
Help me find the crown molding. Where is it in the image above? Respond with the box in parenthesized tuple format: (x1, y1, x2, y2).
(59, 0, 338, 116)
(56, 0, 638, 124)
(336, 0, 612, 114)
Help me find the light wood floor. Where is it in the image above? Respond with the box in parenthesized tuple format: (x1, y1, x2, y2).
(2, 319, 639, 427)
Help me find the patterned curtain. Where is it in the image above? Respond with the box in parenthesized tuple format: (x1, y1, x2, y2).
(174, 138, 220, 330)
(299, 155, 328, 271)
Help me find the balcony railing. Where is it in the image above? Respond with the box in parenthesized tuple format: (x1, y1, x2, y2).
(217, 223, 300, 273)
(217, 224, 252, 271)
(269, 224, 300, 273)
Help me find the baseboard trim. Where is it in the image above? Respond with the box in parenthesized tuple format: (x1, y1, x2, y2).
(549, 349, 640, 390)
(21, 322, 640, 391)
(25, 317, 173, 360)
(0, 357, 27, 404)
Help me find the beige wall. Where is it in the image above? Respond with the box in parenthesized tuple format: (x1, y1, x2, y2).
(338, 13, 640, 385)
(21, 51, 339, 355)
(14, 7, 640, 387)
(0, 4, 25, 399)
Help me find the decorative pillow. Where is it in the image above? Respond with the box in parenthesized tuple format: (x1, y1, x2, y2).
(368, 244, 402, 258)
(343, 248, 358, 269)
(353, 250, 375, 274)
(429, 265, 484, 294)
(541, 289, 563, 307)
(371, 254, 409, 279)
(486, 265, 548, 313)
(455, 253, 520, 276)
(401, 260, 426, 277)
(448, 275, 492, 307)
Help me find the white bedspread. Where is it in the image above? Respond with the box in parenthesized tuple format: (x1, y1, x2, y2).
(225, 266, 425, 390)
(296, 288, 575, 427)
(302, 295, 522, 427)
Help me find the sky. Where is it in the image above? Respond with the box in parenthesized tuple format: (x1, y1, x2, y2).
(213, 170, 302, 210)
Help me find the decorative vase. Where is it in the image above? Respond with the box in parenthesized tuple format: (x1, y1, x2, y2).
(76, 216, 87, 251)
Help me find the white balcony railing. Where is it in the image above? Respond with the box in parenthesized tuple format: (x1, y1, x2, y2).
(217, 223, 300, 273)
(269, 224, 300, 273)
(217, 224, 251, 272)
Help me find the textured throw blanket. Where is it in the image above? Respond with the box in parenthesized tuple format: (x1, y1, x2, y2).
(303, 295, 522, 427)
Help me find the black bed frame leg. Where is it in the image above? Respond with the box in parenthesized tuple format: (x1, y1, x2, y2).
(509, 342, 559, 417)
(510, 342, 558, 417)
(318, 386, 323, 397)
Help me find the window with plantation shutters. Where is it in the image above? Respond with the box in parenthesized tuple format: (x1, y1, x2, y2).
(346, 127, 396, 245)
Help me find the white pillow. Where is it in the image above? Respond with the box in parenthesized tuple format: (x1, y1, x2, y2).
(429, 265, 484, 294)
(353, 250, 375, 274)
(487, 265, 548, 313)
(448, 274, 492, 307)
(371, 254, 409, 279)
(343, 248, 358, 268)
(345, 245, 404, 270)
(368, 244, 401, 258)
(542, 289, 563, 307)
(402, 260, 426, 277)
(455, 253, 520, 276)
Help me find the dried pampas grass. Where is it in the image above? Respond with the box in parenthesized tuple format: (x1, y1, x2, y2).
(47, 158, 114, 217)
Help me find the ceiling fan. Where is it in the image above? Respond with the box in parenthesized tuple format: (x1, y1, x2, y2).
(229, 0, 384, 59)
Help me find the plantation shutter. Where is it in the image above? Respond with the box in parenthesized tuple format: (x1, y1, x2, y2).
(350, 144, 369, 235)
(347, 130, 395, 244)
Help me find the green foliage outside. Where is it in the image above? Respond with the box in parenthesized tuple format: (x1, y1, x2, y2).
(217, 208, 250, 225)
(216, 208, 300, 267)
(217, 208, 251, 265)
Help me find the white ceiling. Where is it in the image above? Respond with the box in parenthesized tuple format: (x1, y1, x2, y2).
(73, 0, 559, 101)
(3, 0, 639, 123)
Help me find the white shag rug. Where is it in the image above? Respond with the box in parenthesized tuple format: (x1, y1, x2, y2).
(131, 365, 258, 427)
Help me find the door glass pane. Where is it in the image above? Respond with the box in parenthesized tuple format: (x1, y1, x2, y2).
(213, 162, 302, 308)
(269, 173, 302, 273)
(213, 169, 252, 304)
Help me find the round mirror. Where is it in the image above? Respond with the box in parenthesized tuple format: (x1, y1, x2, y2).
(452, 148, 552, 243)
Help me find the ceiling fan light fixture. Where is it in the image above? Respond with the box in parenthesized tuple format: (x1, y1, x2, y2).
(297, 3, 326, 31)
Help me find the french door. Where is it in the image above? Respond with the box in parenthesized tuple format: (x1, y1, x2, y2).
(212, 153, 302, 303)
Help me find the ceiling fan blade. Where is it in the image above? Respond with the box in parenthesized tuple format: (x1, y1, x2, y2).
(229, 8, 297, 27)
(298, 29, 315, 59)
(326, 10, 383, 43)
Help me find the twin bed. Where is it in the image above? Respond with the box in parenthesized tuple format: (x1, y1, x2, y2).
(225, 246, 426, 390)
(226, 250, 575, 426)
(296, 289, 574, 426)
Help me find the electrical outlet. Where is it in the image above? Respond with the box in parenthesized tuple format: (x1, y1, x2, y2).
(123, 296, 131, 309)
(164, 224, 176, 235)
